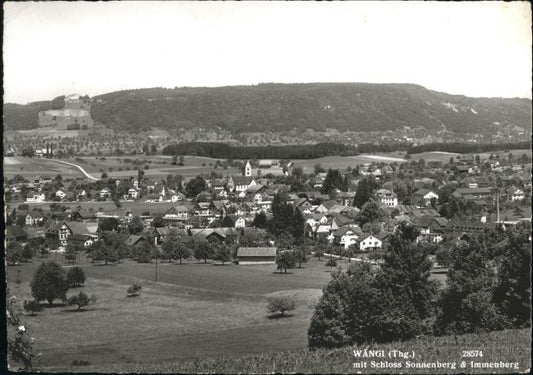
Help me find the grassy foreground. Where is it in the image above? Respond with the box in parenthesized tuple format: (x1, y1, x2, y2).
(62, 328, 530, 373)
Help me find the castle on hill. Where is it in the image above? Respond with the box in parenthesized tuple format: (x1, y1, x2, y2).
(38, 94, 94, 130)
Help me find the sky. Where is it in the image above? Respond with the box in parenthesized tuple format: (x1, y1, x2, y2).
(3, 1, 532, 104)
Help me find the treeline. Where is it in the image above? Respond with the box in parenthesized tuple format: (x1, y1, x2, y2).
(3, 96, 67, 130)
(162, 142, 359, 159)
(407, 141, 531, 155)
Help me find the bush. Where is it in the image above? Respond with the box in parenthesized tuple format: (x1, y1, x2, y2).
(66, 267, 86, 287)
(67, 292, 97, 311)
(435, 247, 452, 267)
(266, 296, 296, 317)
(23, 300, 43, 316)
(127, 284, 142, 297)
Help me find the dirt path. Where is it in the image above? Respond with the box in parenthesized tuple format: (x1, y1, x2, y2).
(43, 158, 99, 180)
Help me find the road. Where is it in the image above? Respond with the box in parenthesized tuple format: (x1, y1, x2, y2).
(43, 158, 99, 180)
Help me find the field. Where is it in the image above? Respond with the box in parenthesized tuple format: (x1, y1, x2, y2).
(7, 256, 447, 372)
(5, 148, 531, 181)
(4, 157, 86, 179)
(63, 155, 241, 179)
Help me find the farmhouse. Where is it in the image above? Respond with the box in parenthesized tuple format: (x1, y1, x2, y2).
(236, 247, 277, 265)
(358, 234, 383, 251)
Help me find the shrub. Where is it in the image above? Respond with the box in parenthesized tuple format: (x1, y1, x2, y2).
(67, 292, 97, 311)
(23, 300, 43, 316)
(266, 296, 296, 317)
(66, 267, 86, 287)
(127, 284, 142, 297)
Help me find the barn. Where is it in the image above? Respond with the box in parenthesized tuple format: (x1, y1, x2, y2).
(236, 247, 277, 265)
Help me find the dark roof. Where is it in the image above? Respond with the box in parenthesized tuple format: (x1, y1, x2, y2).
(125, 235, 145, 246)
(237, 247, 277, 257)
(231, 176, 255, 185)
(6, 225, 28, 240)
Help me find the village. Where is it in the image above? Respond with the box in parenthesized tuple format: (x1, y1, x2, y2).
(5, 150, 531, 268)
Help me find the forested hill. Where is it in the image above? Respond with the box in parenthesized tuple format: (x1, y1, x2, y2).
(4, 83, 531, 133)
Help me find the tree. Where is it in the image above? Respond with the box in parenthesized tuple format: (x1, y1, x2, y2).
(128, 216, 144, 234)
(98, 217, 119, 232)
(293, 246, 308, 268)
(88, 240, 119, 265)
(213, 243, 231, 265)
(252, 211, 268, 229)
(314, 247, 324, 261)
(435, 238, 504, 335)
(185, 176, 207, 198)
(321, 169, 346, 194)
(21, 146, 35, 158)
(152, 214, 166, 228)
(353, 176, 378, 208)
(64, 241, 80, 264)
(326, 258, 337, 269)
(276, 251, 295, 273)
(493, 224, 531, 328)
(193, 239, 213, 263)
(66, 267, 86, 287)
(7, 242, 24, 265)
(356, 200, 382, 226)
(67, 292, 97, 311)
(291, 208, 306, 246)
(30, 262, 69, 305)
(162, 229, 189, 264)
(266, 296, 296, 317)
(23, 300, 43, 316)
(127, 284, 142, 297)
(101, 172, 108, 179)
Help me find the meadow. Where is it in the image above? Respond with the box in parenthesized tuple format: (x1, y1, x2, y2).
(6, 254, 451, 372)
(4, 157, 85, 179)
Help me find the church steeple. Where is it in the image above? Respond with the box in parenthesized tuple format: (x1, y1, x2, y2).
(244, 160, 252, 177)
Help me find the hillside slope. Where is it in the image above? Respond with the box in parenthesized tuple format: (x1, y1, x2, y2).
(4, 83, 531, 134)
(51, 328, 530, 373)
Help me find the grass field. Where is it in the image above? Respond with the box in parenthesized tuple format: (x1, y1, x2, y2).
(6, 255, 449, 372)
(4, 157, 86, 179)
(63, 155, 241, 179)
(78, 328, 531, 374)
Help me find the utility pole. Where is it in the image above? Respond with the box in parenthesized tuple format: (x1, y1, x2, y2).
(155, 254, 158, 282)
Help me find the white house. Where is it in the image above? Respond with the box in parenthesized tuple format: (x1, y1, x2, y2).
(333, 227, 359, 249)
(510, 188, 525, 202)
(414, 189, 439, 207)
(235, 216, 246, 229)
(99, 188, 111, 199)
(55, 190, 66, 200)
(376, 189, 398, 207)
(128, 188, 140, 200)
(358, 234, 383, 251)
(26, 192, 46, 203)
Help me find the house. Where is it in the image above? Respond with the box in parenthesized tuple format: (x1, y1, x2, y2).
(358, 234, 382, 251)
(227, 176, 256, 193)
(452, 188, 493, 200)
(56, 221, 93, 246)
(55, 190, 67, 200)
(164, 205, 190, 221)
(128, 188, 140, 200)
(99, 188, 111, 199)
(413, 189, 439, 207)
(333, 227, 360, 249)
(236, 247, 277, 265)
(125, 235, 146, 247)
(414, 215, 448, 243)
(224, 215, 247, 229)
(69, 233, 96, 248)
(25, 211, 45, 226)
(507, 188, 525, 202)
(316, 200, 338, 213)
(6, 225, 29, 243)
(26, 192, 46, 203)
(376, 189, 398, 207)
(170, 192, 186, 202)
